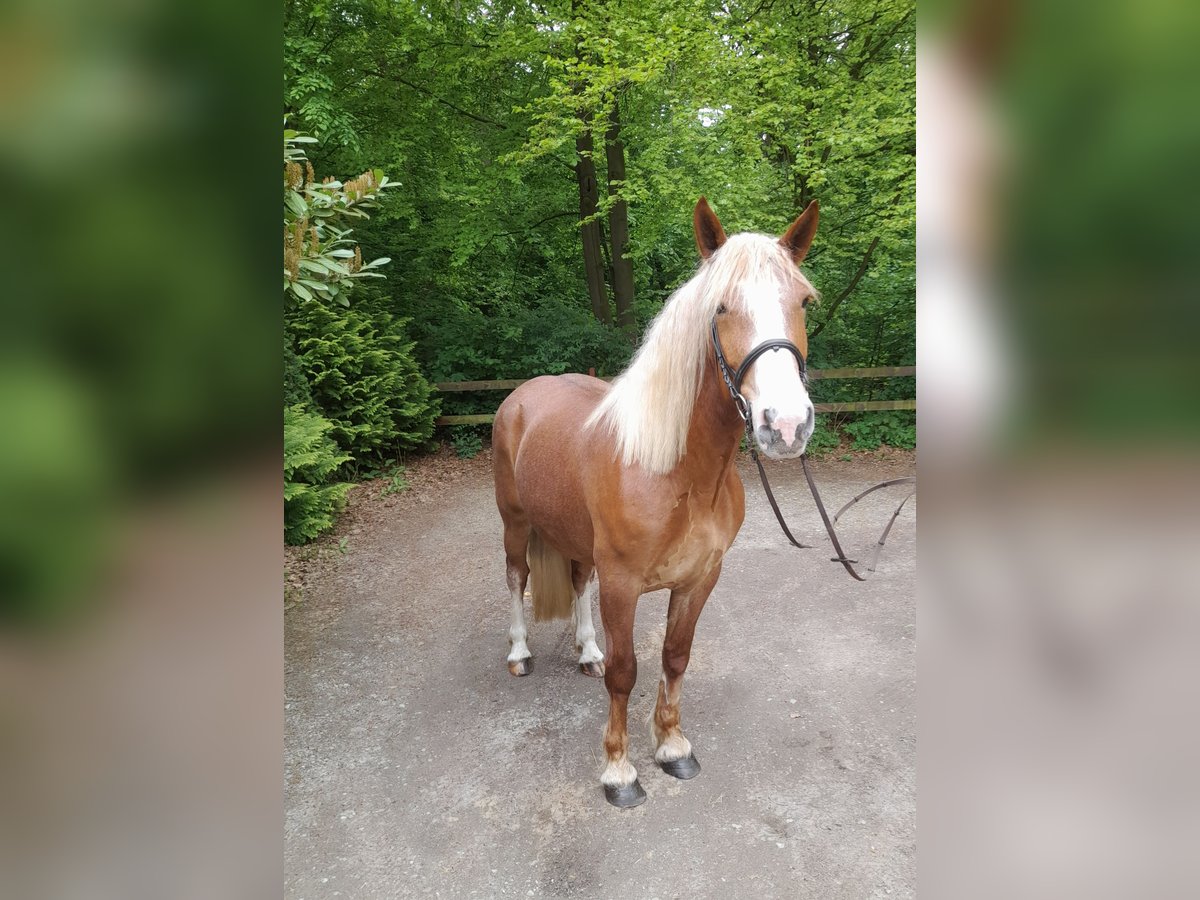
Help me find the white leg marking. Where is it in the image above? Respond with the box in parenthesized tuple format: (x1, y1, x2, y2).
(506, 571, 530, 663)
(651, 671, 693, 762)
(573, 577, 604, 665)
(654, 733, 693, 764)
(600, 757, 638, 788)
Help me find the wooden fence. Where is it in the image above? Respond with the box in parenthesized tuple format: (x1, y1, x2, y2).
(433, 366, 914, 426)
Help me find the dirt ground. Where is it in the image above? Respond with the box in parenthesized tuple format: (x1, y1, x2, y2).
(285, 445, 915, 899)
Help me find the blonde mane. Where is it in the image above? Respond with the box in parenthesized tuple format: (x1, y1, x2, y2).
(586, 233, 815, 474)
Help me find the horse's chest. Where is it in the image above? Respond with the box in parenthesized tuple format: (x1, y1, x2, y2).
(643, 497, 732, 591)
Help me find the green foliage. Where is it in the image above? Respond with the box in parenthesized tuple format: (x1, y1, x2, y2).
(416, 299, 633, 383)
(284, 338, 313, 408)
(842, 412, 917, 451)
(284, 129, 437, 497)
(803, 423, 842, 457)
(284, 33, 363, 152)
(287, 288, 438, 470)
(284, 0, 915, 472)
(284, 405, 353, 545)
(284, 127, 394, 308)
(450, 426, 485, 459)
(412, 299, 637, 425)
(378, 467, 409, 498)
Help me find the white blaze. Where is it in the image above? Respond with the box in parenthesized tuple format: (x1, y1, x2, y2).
(744, 278, 814, 449)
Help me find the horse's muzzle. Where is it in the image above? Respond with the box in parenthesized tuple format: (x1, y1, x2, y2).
(756, 429, 809, 459)
(756, 405, 814, 457)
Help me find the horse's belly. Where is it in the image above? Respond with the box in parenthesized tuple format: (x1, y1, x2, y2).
(515, 462, 593, 561)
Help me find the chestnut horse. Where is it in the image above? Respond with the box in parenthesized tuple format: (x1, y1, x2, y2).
(492, 198, 820, 807)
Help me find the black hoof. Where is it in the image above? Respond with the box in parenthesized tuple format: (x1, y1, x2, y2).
(658, 753, 701, 780)
(579, 660, 605, 678)
(603, 780, 647, 808)
(507, 657, 533, 677)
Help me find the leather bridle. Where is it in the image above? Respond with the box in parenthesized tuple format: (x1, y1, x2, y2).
(711, 316, 915, 581)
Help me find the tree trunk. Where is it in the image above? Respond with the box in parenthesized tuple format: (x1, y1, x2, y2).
(571, 0, 609, 324)
(576, 126, 610, 324)
(605, 100, 636, 335)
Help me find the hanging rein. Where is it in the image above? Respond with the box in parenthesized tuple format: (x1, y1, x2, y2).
(710, 318, 915, 582)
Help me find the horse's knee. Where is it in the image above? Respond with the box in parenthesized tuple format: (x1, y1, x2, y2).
(604, 652, 636, 696)
(662, 650, 690, 682)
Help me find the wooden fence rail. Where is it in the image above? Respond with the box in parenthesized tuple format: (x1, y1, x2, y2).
(433, 366, 914, 393)
(432, 366, 914, 426)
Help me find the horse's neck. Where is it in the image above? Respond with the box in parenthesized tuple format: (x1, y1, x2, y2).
(677, 355, 745, 488)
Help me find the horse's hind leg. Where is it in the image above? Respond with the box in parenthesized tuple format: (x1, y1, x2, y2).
(503, 520, 533, 676)
(652, 565, 721, 780)
(571, 563, 605, 678)
(493, 414, 534, 677)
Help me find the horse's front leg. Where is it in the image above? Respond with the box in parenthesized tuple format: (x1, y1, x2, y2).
(653, 564, 721, 780)
(596, 574, 644, 808)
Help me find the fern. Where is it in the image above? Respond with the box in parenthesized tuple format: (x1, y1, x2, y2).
(284, 405, 353, 545)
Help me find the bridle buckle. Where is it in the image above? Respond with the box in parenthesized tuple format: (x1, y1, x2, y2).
(731, 391, 750, 423)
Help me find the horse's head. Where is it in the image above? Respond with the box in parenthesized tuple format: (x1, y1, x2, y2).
(695, 197, 820, 459)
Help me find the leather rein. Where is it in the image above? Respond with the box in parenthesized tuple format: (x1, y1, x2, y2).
(710, 318, 915, 581)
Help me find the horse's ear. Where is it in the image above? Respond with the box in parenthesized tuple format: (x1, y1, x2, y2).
(693, 197, 727, 259)
(780, 200, 819, 265)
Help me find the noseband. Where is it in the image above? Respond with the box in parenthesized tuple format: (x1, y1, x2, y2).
(710, 317, 807, 420)
(710, 316, 914, 582)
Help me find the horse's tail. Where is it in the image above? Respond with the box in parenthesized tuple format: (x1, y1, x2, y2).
(527, 530, 574, 622)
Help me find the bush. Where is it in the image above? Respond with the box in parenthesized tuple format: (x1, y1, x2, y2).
(287, 288, 438, 471)
(414, 298, 634, 385)
(284, 338, 313, 408)
(284, 405, 353, 545)
(283, 127, 394, 308)
(842, 411, 916, 451)
(804, 422, 841, 456)
(450, 425, 485, 458)
(408, 298, 635, 432)
(284, 126, 433, 491)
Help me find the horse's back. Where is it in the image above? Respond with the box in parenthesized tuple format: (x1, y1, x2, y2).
(493, 374, 607, 460)
(495, 373, 606, 430)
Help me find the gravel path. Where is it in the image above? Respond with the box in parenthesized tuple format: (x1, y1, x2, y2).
(285, 449, 915, 899)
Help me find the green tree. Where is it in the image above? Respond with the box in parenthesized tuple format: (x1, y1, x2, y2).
(284, 0, 914, 441)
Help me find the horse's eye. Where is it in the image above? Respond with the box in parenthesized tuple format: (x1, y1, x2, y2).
(801, 297, 811, 309)
(716, 304, 727, 315)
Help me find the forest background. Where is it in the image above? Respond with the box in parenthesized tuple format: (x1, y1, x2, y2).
(283, 0, 915, 543)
